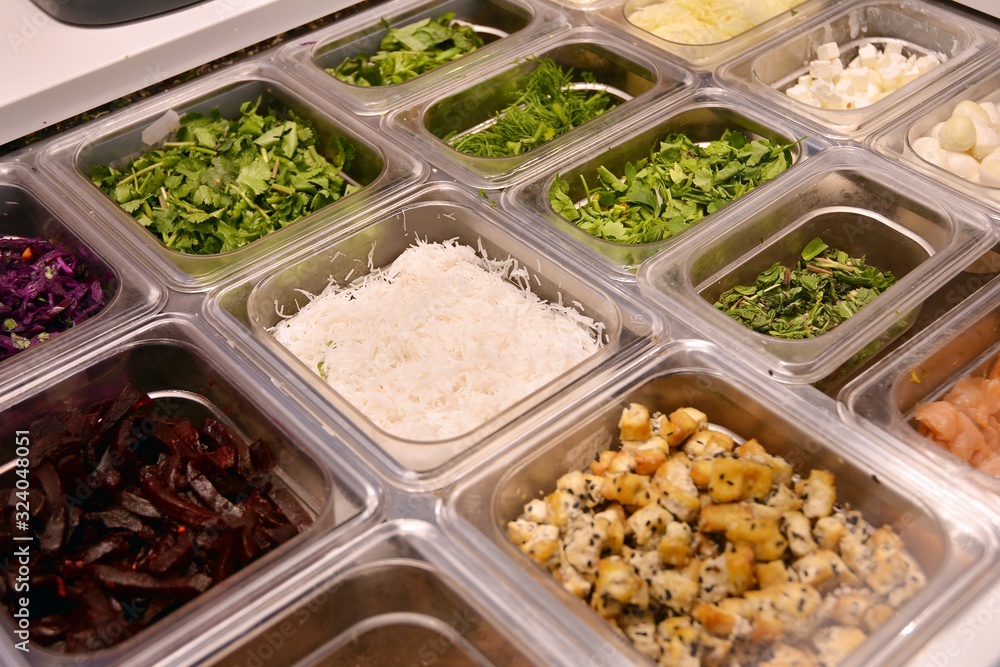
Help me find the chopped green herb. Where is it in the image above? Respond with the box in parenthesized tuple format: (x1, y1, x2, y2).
(318, 360, 328, 379)
(714, 238, 897, 339)
(329, 13, 484, 87)
(92, 97, 358, 255)
(549, 130, 795, 245)
(447, 58, 617, 158)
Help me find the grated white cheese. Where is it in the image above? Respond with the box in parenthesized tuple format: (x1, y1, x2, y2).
(271, 239, 605, 441)
(627, 0, 803, 45)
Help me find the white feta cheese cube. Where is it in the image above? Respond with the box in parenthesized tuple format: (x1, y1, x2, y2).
(811, 79, 844, 108)
(858, 43, 878, 68)
(915, 54, 940, 74)
(884, 41, 903, 56)
(852, 96, 873, 109)
(835, 77, 854, 94)
(900, 66, 922, 86)
(830, 58, 844, 77)
(810, 77, 835, 98)
(816, 41, 840, 60)
(848, 55, 861, 69)
(798, 75, 814, 87)
(809, 59, 832, 79)
(849, 66, 870, 91)
(887, 51, 908, 67)
(786, 84, 814, 103)
(879, 63, 901, 89)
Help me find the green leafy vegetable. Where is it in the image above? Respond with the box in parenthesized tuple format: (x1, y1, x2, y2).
(714, 238, 897, 339)
(447, 58, 618, 158)
(549, 130, 796, 245)
(329, 13, 484, 87)
(92, 97, 358, 255)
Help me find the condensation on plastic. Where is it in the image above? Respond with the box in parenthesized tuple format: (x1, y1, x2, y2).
(384, 26, 698, 190)
(0, 315, 383, 667)
(440, 340, 1000, 667)
(273, 0, 570, 115)
(35, 61, 427, 293)
(502, 87, 835, 282)
(716, 0, 1000, 139)
(638, 146, 997, 384)
(868, 62, 1000, 212)
(204, 181, 664, 486)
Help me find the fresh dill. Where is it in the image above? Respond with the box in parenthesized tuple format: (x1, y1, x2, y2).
(447, 57, 617, 158)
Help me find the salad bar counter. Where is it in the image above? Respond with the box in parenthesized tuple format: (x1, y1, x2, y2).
(3, 0, 1000, 665)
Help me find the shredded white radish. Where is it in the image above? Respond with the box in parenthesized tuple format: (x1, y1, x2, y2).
(271, 239, 604, 441)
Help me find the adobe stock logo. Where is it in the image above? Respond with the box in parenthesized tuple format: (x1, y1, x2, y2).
(7, 9, 51, 54)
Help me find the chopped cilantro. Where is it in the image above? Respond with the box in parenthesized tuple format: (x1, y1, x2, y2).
(92, 97, 357, 255)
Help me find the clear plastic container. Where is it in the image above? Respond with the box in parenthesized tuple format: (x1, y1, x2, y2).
(275, 0, 566, 115)
(869, 65, 1000, 212)
(590, 0, 838, 70)
(638, 146, 996, 385)
(37, 61, 426, 292)
(503, 88, 832, 280)
(0, 161, 164, 393)
(0, 315, 381, 667)
(387, 27, 696, 189)
(181, 520, 573, 667)
(716, 0, 1000, 138)
(441, 341, 999, 667)
(840, 273, 1000, 506)
(204, 182, 662, 484)
(813, 242, 1000, 398)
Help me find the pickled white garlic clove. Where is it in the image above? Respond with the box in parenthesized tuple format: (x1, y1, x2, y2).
(911, 136, 947, 167)
(969, 119, 1000, 161)
(952, 100, 992, 125)
(980, 101, 1000, 127)
(945, 150, 981, 181)
(982, 146, 1000, 165)
(939, 115, 977, 152)
(980, 160, 1000, 187)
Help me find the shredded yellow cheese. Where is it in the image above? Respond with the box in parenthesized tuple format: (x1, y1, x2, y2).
(627, 0, 803, 45)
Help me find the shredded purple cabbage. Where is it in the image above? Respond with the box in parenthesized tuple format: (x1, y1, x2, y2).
(0, 236, 110, 361)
